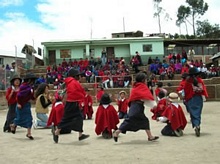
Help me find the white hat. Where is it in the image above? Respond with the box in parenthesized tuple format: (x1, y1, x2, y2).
(168, 92, 179, 102)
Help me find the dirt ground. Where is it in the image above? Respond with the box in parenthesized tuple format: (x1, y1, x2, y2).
(0, 101, 220, 164)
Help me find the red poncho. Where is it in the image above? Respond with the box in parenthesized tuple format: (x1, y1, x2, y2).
(162, 104, 187, 131)
(128, 82, 154, 105)
(95, 105, 119, 135)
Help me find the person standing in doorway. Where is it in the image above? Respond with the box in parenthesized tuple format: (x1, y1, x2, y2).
(101, 48, 107, 66)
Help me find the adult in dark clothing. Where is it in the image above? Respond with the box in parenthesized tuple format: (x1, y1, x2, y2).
(113, 72, 159, 142)
(52, 68, 89, 143)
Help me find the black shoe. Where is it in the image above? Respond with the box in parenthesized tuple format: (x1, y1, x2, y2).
(52, 126, 59, 143)
(195, 127, 200, 137)
(26, 134, 34, 140)
(148, 136, 159, 141)
(113, 136, 118, 142)
(79, 134, 90, 141)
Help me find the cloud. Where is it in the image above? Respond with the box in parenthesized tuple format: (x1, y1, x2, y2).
(0, 0, 23, 7)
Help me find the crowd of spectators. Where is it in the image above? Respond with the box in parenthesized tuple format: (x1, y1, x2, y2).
(148, 52, 220, 81)
(45, 57, 133, 89)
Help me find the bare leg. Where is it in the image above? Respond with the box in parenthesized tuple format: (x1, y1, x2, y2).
(55, 128, 61, 135)
(26, 128, 34, 140)
(113, 129, 121, 142)
(145, 129, 159, 141)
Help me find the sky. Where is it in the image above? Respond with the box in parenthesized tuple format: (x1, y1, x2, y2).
(0, 0, 219, 58)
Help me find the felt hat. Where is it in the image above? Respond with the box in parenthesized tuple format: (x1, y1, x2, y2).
(168, 92, 179, 102)
(188, 67, 200, 75)
(100, 93, 111, 105)
(67, 68, 83, 77)
(119, 90, 126, 95)
(10, 74, 22, 83)
(23, 72, 37, 80)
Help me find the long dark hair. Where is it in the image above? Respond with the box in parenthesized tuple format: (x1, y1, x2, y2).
(35, 83, 48, 98)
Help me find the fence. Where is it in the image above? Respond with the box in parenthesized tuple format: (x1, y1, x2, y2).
(0, 69, 18, 90)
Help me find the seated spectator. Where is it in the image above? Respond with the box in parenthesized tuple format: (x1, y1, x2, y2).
(174, 61, 182, 74)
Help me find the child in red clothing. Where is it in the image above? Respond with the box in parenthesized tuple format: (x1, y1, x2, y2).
(47, 91, 71, 134)
(95, 93, 119, 139)
(81, 87, 93, 120)
(151, 91, 167, 120)
(157, 92, 187, 137)
(115, 91, 128, 119)
(3, 74, 22, 132)
(96, 87, 104, 103)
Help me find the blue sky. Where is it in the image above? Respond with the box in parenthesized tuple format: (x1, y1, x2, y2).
(0, 0, 219, 57)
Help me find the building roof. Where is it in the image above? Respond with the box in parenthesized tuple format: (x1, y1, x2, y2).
(164, 38, 220, 47)
(41, 37, 164, 46)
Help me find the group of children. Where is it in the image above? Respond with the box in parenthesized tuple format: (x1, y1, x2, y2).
(3, 67, 208, 143)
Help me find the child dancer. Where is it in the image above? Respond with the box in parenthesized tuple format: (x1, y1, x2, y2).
(52, 68, 89, 143)
(150, 90, 167, 120)
(113, 72, 159, 142)
(3, 74, 22, 132)
(81, 87, 93, 119)
(47, 91, 71, 134)
(34, 83, 53, 128)
(115, 90, 128, 119)
(157, 92, 187, 137)
(10, 73, 37, 140)
(95, 93, 119, 139)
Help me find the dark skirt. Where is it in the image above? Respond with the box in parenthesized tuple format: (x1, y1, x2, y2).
(14, 102, 33, 128)
(119, 102, 150, 133)
(58, 102, 83, 132)
(3, 103, 17, 132)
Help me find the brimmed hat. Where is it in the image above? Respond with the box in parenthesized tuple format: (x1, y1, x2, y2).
(168, 92, 179, 102)
(119, 90, 126, 95)
(10, 74, 22, 83)
(24, 72, 37, 80)
(188, 67, 200, 75)
(68, 68, 83, 77)
(100, 93, 111, 105)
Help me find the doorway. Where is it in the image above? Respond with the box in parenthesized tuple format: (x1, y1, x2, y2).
(48, 50, 56, 65)
(106, 47, 115, 60)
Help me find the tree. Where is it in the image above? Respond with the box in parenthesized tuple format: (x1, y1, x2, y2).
(153, 0, 172, 33)
(176, 0, 208, 36)
(196, 20, 220, 38)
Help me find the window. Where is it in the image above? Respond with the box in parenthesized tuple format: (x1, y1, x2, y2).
(60, 49, 71, 58)
(0, 58, 4, 64)
(143, 44, 152, 52)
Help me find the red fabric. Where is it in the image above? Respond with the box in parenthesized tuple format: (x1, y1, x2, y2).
(176, 79, 186, 92)
(47, 102, 64, 126)
(96, 90, 104, 102)
(128, 82, 154, 104)
(181, 67, 189, 74)
(162, 104, 187, 131)
(82, 95, 93, 118)
(65, 77, 86, 102)
(151, 98, 167, 120)
(95, 105, 119, 135)
(117, 98, 128, 113)
(184, 77, 208, 102)
(5, 87, 18, 105)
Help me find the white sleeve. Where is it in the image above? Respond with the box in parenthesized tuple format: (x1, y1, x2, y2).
(158, 116, 168, 123)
